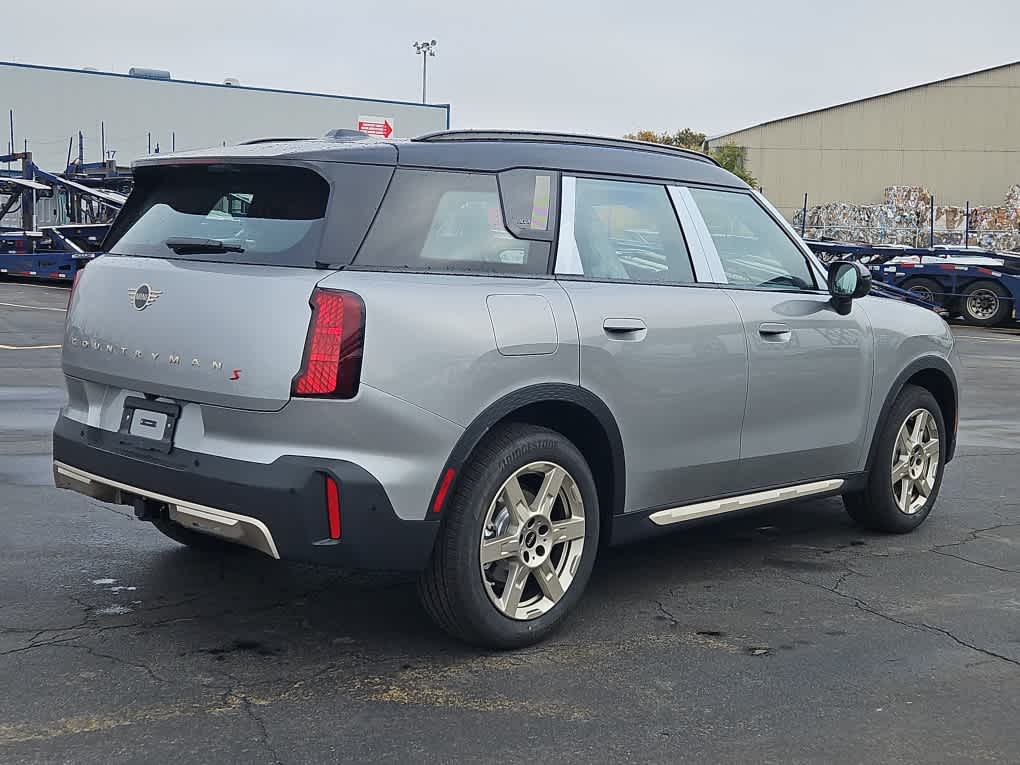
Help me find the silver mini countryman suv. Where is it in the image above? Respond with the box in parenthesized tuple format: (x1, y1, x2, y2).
(54, 130, 960, 648)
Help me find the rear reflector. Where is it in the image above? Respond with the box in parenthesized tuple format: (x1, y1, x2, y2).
(292, 289, 364, 398)
(325, 476, 341, 539)
(432, 467, 456, 513)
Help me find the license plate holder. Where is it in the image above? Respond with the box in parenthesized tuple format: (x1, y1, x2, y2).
(118, 396, 180, 454)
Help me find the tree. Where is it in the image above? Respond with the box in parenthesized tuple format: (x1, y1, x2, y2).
(623, 128, 705, 150)
(623, 128, 758, 188)
(709, 143, 758, 188)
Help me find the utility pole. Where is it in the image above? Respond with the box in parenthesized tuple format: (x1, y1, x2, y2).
(413, 40, 437, 103)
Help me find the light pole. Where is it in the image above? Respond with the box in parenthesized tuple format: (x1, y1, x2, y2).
(413, 40, 437, 104)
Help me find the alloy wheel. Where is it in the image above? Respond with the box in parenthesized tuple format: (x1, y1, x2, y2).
(479, 461, 586, 620)
(891, 408, 940, 515)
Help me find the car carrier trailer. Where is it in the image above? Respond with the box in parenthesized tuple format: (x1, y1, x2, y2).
(1, 151, 123, 283)
(806, 240, 1020, 327)
(0, 224, 108, 280)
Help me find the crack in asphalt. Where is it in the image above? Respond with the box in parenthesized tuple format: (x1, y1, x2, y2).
(931, 549, 1020, 576)
(0, 633, 83, 657)
(932, 522, 1020, 551)
(952, 450, 1020, 458)
(782, 572, 1020, 669)
(55, 642, 171, 686)
(654, 600, 680, 627)
(831, 568, 856, 592)
(240, 697, 284, 765)
(926, 523, 1020, 576)
(201, 665, 285, 762)
(0, 578, 352, 657)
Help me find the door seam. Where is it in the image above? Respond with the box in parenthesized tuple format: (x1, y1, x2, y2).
(721, 289, 751, 464)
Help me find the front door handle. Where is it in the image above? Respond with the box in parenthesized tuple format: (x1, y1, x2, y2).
(758, 322, 791, 341)
(603, 317, 647, 334)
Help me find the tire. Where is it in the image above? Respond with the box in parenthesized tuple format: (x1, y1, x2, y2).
(843, 384, 945, 533)
(900, 277, 942, 306)
(418, 424, 600, 649)
(959, 280, 1011, 326)
(151, 516, 243, 553)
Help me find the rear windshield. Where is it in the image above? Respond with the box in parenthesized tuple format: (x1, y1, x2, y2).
(105, 164, 330, 266)
(355, 169, 553, 275)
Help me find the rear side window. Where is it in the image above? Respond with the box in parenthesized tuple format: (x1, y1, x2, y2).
(355, 169, 551, 274)
(106, 164, 330, 266)
(498, 169, 558, 242)
(557, 177, 695, 284)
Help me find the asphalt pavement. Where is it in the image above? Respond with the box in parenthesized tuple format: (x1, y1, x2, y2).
(1, 279, 1018, 764)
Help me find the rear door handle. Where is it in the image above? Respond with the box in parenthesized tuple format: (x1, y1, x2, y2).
(758, 322, 791, 341)
(603, 318, 647, 334)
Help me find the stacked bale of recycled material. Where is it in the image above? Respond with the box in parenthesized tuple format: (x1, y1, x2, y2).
(792, 185, 1020, 250)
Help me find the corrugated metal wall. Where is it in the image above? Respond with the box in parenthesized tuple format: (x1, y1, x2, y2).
(0, 63, 450, 172)
(707, 63, 1020, 219)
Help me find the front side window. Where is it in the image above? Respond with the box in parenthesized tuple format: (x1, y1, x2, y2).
(557, 178, 695, 284)
(687, 188, 816, 290)
(356, 169, 550, 274)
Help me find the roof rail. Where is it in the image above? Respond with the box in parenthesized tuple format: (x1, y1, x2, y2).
(239, 137, 312, 145)
(413, 130, 720, 166)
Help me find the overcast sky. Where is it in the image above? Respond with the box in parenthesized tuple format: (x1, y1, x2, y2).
(6, 0, 1020, 138)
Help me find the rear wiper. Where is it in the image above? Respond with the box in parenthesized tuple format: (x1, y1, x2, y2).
(164, 237, 245, 254)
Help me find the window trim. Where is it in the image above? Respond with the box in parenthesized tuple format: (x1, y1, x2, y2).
(554, 177, 584, 275)
(669, 186, 728, 284)
(343, 263, 554, 280)
(552, 174, 707, 286)
(681, 185, 823, 294)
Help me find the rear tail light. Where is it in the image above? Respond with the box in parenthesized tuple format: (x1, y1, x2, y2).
(292, 288, 365, 398)
(325, 475, 341, 540)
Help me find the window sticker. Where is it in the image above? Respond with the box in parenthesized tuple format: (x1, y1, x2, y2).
(530, 174, 551, 231)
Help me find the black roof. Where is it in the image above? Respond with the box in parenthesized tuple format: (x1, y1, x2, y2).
(135, 130, 746, 188)
(414, 130, 720, 166)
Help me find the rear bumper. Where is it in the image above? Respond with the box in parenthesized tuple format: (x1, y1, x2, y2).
(52, 416, 440, 571)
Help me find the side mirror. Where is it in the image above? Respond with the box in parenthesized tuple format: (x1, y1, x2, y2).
(828, 261, 872, 314)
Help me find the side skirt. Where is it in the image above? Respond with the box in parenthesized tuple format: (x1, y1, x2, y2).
(609, 476, 860, 547)
(649, 479, 844, 526)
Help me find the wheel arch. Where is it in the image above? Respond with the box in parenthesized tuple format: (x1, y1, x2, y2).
(866, 356, 958, 471)
(430, 384, 626, 538)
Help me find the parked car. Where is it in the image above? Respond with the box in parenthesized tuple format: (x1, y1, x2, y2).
(54, 130, 960, 648)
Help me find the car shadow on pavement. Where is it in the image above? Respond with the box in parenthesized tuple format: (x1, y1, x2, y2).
(124, 495, 864, 656)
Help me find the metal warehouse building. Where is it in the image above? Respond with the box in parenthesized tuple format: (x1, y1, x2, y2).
(1, 62, 450, 172)
(707, 60, 1020, 220)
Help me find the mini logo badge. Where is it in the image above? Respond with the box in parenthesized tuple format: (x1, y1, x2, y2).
(129, 284, 163, 311)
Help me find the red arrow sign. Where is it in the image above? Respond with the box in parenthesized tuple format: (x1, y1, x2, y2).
(357, 117, 394, 138)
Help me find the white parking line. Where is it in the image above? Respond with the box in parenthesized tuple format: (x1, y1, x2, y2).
(0, 282, 69, 291)
(0, 302, 67, 312)
(0, 344, 61, 350)
(954, 334, 1020, 344)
